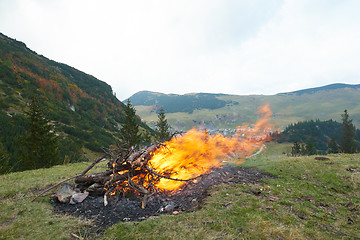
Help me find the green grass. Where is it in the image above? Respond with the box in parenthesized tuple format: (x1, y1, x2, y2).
(1, 144, 360, 239)
(0, 160, 107, 240)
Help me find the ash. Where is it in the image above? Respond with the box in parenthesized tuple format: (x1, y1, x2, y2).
(51, 166, 274, 233)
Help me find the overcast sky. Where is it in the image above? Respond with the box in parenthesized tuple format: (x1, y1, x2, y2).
(1, 0, 359, 100)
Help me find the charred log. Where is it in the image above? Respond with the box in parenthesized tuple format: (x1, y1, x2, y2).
(75, 170, 112, 185)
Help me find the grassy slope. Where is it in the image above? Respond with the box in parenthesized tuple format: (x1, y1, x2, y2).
(136, 88, 360, 131)
(1, 144, 359, 239)
(0, 160, 108, 239)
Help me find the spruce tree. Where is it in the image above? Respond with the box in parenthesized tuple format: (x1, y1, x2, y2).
(155, 108, 171, 142)
(120, 100, 142, 149)
(19, 97, 60, 170)
(327, 136, 339, 154)
(305, 140, 316, 155)
(0, 141, 10, 174)
(142, 130, 153, 146)
(291, 141, 301, 156)
(300, 143, 306, 156)
(339, 109, 358, 153)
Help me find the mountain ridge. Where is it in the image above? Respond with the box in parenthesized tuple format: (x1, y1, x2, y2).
(131, 82, 360, 100)
(278, 83, 360, 95)
(129, 83, 360, 131)
(128, 91, 228, 113)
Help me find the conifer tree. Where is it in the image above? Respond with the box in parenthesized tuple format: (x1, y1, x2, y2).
(19, 97, 60, 170)
(291, 141, 301, 156)
(327, 136, 339, 154)
(120, 100, 142, 149)
(0, 141, 10, 174)
(142, 130, 153, 146)
(155, 108, 171, 142)
(305, 140, 316, 155)
(339, 109, 358, 153)
(300, 143, 306, 156)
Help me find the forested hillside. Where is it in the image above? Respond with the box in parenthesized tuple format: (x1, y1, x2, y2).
(276, 119, 360, 153)
(0, 33, 150, 172)
(129, 91, 227, 113)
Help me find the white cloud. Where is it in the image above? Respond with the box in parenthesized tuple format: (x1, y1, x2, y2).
(0, 0, 359, 100)
(234, 0, 360, 94)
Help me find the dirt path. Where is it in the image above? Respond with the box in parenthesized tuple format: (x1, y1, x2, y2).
(247, 144, 266, 159)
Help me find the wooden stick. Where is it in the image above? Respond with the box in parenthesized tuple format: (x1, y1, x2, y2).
(128, 176, 149, 194)
(31, 174, 81, 202)
(75, 170, 112, 184)
(145, 166, 208, 182)
(141, 194, 148, 209)
(132, 144, 159, 167)
(80, 153, 108, 175)
(70, 233, 84, 240)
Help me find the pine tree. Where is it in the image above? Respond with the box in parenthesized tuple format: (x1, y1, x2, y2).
(155, 108, 171, 142)
(327, 136, 339, 154)
(291, 141, 301, 156)
(0, 141, 10, 174)
(19, 97, 60, 170)
(119, 100, 142, 149)
(339, 109, 358, 153)
(142, 130, 153, 146)
(305, 140, 316, 155)
(300, 143, 306, 156)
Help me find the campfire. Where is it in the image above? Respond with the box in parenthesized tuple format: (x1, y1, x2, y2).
(33, 104, 273, 218)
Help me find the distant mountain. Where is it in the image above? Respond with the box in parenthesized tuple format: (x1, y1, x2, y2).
(130, 83, 360, 131)
(280, 83, 360, 95)
(0, 33, 151, 170)
(128, 91, 227, 113)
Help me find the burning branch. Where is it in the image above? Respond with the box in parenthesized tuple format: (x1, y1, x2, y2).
(145, 166, 208, 182)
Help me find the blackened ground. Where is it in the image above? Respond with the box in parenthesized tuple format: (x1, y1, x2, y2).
(51, 166, 275, 233)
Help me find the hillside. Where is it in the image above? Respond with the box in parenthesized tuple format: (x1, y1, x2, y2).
(129, 84, 360, 131)
(276, 119, 360, 152)
(129, 91, 227, 113)
(0, 33, 150, 170)
(282, 83, 360, 95)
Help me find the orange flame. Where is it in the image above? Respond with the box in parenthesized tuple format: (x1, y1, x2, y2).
(148, 104, 273, 192)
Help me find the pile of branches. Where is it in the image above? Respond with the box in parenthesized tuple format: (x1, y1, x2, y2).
(32, 140, 203, 208)
(75, 144, 163, 208)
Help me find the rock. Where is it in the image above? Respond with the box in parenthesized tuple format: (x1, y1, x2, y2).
(57, 183, 88, 204)
(346, 167, 359, 173)
(348, 216, 354, 224)
(164, 203, 175, 212)
(56, 183, 77, 203)
(300, 196, 315, 202)
(250, 188, 262, 195)
(70, 191, 89, 204)
(268, 195, 279, 201)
